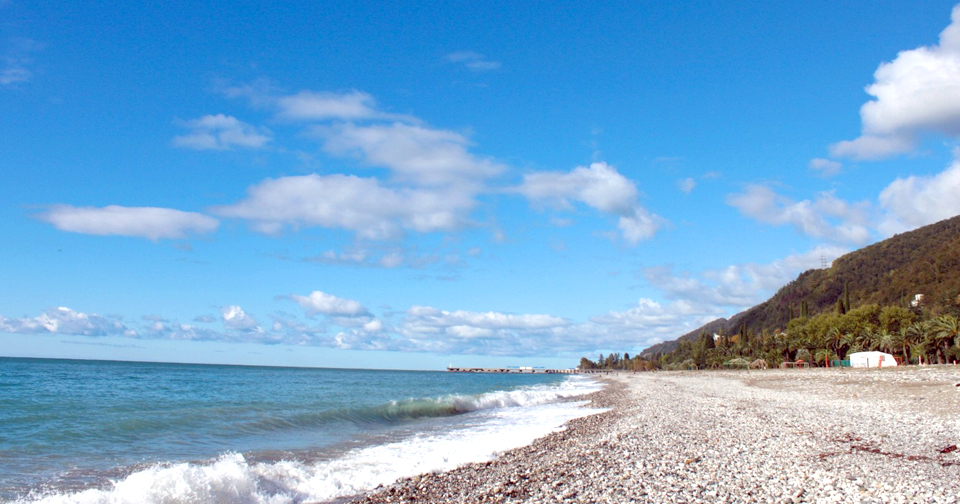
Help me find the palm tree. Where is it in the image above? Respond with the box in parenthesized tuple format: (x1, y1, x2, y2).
(814, 348, 834, 368)
(909, 340, 928, 365)
(907, 321, 931, 364)
(841, 331, 860, 354)
(874, 328, 894, 354)
(854, 326, 874, 353)
(932, 315, 960, 364)
(894, 327, 911, 364)
(827, 326, 845, 359)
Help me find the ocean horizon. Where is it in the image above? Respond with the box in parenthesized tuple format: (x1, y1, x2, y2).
(0, 356, 603, 503)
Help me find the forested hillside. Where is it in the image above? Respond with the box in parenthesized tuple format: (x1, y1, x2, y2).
(640, 215, 960, 360)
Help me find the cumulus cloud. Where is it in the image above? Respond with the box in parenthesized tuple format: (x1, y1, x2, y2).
(212, 85, 528, 248)
(38, 205, 219, 241)
(830, 5, 960, 159)
(808, 158, 843, 177)
(212, 173, 474, 239)
(446, 51, 502, 72)
(220, 305, 261, 332)
(517, 162, 663, 244)
(318, 122, 505, 186)
(677, 177, 696, 194)
(727, 185, 872, 244)
(877, 152, 960, 234)
(0, 307, 133, 337)
(209, 115, 508, 242)
(172, 114, 272, 150)
(288, 290, 370, 317)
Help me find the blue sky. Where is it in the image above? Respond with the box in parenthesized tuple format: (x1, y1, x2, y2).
(4, 0, 960, 370)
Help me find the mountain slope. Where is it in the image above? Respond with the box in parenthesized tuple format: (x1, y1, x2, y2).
(641, 214, 960, 358)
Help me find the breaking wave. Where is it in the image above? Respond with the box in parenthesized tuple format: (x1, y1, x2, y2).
(11, 377, 605, 504)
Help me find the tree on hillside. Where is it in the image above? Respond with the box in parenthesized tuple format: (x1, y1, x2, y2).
(880, 306, 915, 335)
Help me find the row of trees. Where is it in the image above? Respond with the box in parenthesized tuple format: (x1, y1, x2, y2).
(657, 303, 960, 370)
(579, 352, 658, 372)
(580, 300, 960, 371)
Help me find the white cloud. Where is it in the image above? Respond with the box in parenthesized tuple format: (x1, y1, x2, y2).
(808, 158, 843, 177)
(589, 298, 723, 347)
(318, 122, 505, 186)
(0, 66, 29, 85)
(446, 51, 502, 72)
(38, 205, 219, 241)
(403, 306, 569, 331)
(517, 162, 663, 244)
(288, 291, 370, 317)
(0, 307, 133, 337)
(221, 305, 261, 332)
(211, 90, 509, 244)
(146, 322, 228, 342)
(276, 90, 379, 121)
(617, 211, 661, 243)
(677, 177, 696, 194)
(727, 185, 872, 244)
(519, 162, 636, 213)
(830, 135, 914, 160)
(172, 114, 272, 150)
(303, 246, 447, 269)
(877, 152, 960, 234)
(1, 37, 41, 87)
(211, 95, 513, 241)
(644, 245, 849, 310)
(212, 173, 474, 239)
(396, 305, 573, 355)
(830, 5, 960, 159)
(224, 84, 412, 122)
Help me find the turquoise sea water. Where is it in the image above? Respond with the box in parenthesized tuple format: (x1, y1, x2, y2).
(0, 357, 602, 503)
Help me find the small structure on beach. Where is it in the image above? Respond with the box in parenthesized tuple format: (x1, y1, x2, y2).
(848, 351, 898, 368)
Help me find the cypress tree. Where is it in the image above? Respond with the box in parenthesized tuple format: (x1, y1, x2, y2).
(844, 281, 851, 312)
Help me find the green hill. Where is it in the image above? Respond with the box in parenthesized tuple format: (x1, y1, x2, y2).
(641, 214, 960, 358)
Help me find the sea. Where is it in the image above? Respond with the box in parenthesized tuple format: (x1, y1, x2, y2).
(0, 357, 604, 504)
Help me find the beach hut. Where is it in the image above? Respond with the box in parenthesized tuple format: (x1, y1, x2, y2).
(848, 351, 898, 368)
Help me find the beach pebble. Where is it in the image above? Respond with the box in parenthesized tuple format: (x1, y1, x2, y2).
(353, 367, 960, 504)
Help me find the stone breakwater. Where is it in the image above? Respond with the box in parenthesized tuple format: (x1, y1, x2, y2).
(352, 367, 960, 504)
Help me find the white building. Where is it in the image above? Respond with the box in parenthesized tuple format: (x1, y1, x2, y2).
(849, 351, 898, 368)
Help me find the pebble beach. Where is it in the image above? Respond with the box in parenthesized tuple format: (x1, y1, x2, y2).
(352, 367, 960, 504)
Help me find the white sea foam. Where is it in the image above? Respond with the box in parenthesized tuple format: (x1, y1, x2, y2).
(15, 376, 605, 504)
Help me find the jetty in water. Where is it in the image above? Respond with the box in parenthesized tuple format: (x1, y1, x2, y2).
(446, 366, 609, 374)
